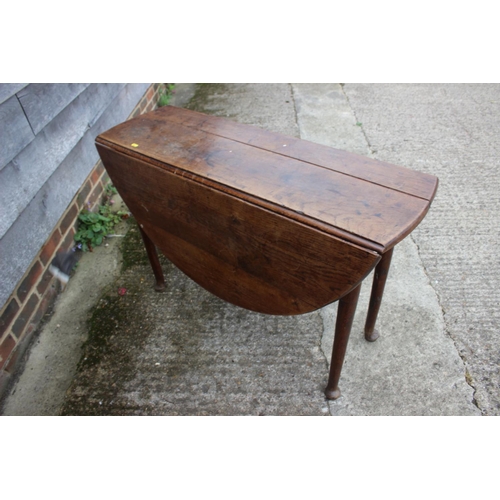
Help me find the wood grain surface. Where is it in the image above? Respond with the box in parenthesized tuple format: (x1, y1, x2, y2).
(98, 106, 438, 251)
(97, 144, 380, 314)
(96, 105, 438, 315)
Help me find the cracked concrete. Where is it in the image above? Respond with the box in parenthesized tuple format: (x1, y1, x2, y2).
(1, 83, 493, 416)
(342, 83, 500, 415)
(292, 83, 478, 415)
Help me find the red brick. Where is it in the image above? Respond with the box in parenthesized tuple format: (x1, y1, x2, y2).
(101, 172, 111, 186)
(17, 260, 43, 303)
(40, 229, 63, 265)
(0, 334, 16, 370)
(90, 166, 101, 186)
(77, 179, 92, 209)
(3, 342, 20, 372)
(59, 203, 79, 236)
(87, 182, 105, 209)
(4, 320, 39, 374)
(94, 161, 105, 179)
(32, 285, 58, 326)
(146, 87, 154, 101)
(11, 293, 39, 338)
(0, 298, 20, 338)
(37, 267, 54, 295)
(60, 228, 76, 252)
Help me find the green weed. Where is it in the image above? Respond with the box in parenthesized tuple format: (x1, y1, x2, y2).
(158, 83, 175, 107)
(74, 188, 128, 252)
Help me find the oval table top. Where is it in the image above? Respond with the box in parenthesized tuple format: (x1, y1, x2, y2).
(96, 106, 438, 315)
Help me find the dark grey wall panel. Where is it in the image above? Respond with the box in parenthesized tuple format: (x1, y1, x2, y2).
(0, 83, 127, 239)
(17, 83, 91, 134)
(0, 95, 35, 170)
(0, 83, 150, 307)
(0, 83, 28, 105)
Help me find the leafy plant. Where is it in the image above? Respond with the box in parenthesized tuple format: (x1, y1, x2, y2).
(74, 198, 128, 252)
(158, 83, 175, 107)
(105, 183, 118, 197)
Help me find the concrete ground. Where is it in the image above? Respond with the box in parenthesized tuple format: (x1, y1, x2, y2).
(2, 83, 498, 416)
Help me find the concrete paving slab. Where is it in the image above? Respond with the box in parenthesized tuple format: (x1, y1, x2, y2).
(292, 83, 369, 155)
(321, 237, 477, 415)
(0, 208, 128, 416)
(343, 83, 500, 415)
(293, 83, 478, 415)
(187, 83, 299, 136)
(1, 83, 487, 415)
(61, 250, 330, 416)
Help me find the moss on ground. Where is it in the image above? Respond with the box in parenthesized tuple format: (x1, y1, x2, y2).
(61, 82, 222, 413)
(121, 216, 170, 272)
(77, 294, 120, 369)
(185, 83, 229, 113)
(61, 216, 166, 414)
(120, 217, 150, 271)
(74, 216, 164, 372)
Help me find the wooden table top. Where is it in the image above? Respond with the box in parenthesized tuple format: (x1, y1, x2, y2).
(96, 106, 438, 314)
(97, 106, 438, 253)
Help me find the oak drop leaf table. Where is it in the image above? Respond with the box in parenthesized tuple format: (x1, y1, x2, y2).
(95, 106, 438, 400)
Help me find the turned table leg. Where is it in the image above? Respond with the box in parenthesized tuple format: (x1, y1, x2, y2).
(139, 225, 166, 292)
(364, 247, 394, 342)
(324, 283, 362, 400)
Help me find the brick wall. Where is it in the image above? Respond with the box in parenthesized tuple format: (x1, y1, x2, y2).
(0, 83, 165, 395)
